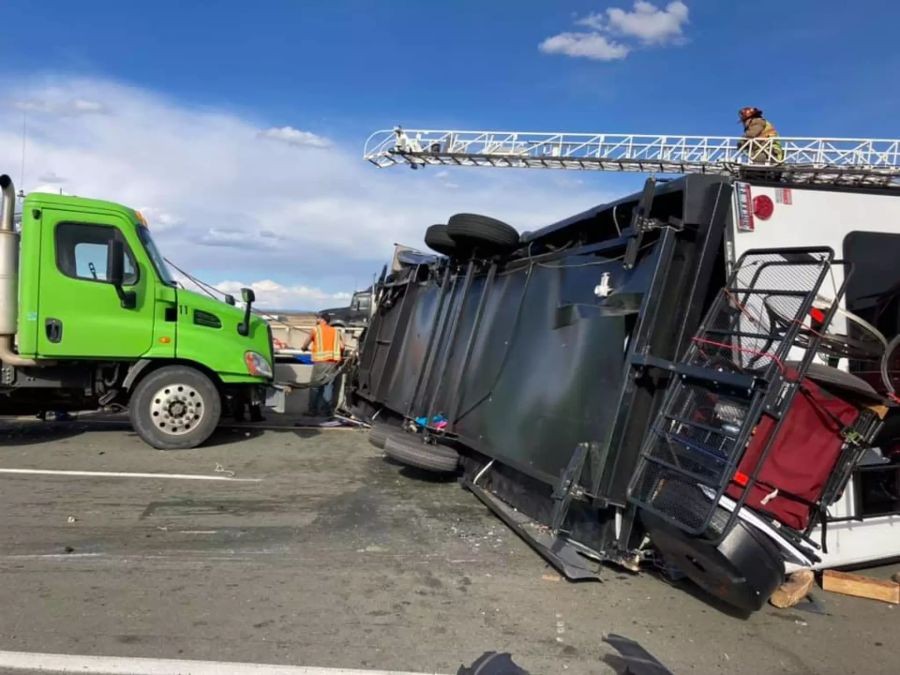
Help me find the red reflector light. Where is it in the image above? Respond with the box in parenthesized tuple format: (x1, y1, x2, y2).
(733, 471, 750, 487)
(752, 195, 774, 220)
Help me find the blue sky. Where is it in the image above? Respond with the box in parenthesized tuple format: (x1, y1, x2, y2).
(0, 1, 897, 307)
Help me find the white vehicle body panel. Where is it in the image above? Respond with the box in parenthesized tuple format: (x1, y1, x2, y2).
(726, 182, 900, 568)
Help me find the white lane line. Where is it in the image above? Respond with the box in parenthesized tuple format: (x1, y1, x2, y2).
(0, 468, 261, 482)
(1, 553, 104, 560)
(0, 650, 443, 674)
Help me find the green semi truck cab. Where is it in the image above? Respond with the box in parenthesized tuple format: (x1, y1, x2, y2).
(0, 175, 274, 449)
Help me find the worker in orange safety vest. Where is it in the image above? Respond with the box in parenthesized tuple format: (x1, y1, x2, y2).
(301, 313, 344, 417)
(738, 107, 784, 164)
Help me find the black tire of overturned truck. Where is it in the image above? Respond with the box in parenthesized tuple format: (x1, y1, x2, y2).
(129, 365, 222, 450)
(383, 433, 460, 473)
(368, 423, 392, 449)
(640, 479, 785, 612)
(447, 213, 520, 253)
(424, 223, 462, 258)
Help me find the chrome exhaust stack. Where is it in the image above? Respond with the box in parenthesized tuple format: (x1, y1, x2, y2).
(0, 174, 37, 366)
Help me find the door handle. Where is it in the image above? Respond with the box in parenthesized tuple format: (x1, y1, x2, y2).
(45, 318, 63, 343)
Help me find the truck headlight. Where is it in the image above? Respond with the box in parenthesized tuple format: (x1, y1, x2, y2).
(244, 351, 273, 378)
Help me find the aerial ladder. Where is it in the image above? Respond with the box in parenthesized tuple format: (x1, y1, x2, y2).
(364, 127, 900, 187)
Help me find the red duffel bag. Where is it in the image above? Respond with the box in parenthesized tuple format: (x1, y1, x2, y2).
(726, 376, 859, 530)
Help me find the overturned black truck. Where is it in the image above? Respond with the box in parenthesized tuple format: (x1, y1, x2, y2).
(347, 174, 900, 613)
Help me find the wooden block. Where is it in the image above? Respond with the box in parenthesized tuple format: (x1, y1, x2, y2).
(822, 569, 900, 604)
(866, 404, 889, 420)
(770, 569, 815, 608)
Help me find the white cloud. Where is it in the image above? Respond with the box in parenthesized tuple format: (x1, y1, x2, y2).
(604, 1, 688, 44)
(0, 75, 612, 309)
(215, 279, 351, 309)
(541, 1, 689, 61)
(13, 96, 108, 116)
(257, 126, 332, 148)
(37, 170, 66, 183)
(539, 32, 630, 61)
(135, 206, 183, 232)
(30, 184, 70, 196)
(70, 98, 107, 114)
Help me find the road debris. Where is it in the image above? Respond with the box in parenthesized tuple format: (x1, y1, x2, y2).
(822, 569, 900, 605)
(770, 569, 815, 608)
(602, 633, 674, 675)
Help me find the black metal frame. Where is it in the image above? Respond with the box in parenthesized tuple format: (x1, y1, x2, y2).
(627, 247, 854, 544)
(350, 175, 743, 570)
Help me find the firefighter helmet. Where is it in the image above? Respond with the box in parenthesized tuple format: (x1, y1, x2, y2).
(739, 107, 763, 122)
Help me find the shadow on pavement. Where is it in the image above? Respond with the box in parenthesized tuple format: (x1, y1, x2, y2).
(381, 456, 460, 484)
(0, 419, 91, 446)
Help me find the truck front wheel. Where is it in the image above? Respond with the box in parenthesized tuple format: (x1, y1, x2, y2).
(129, 365, 222, 450)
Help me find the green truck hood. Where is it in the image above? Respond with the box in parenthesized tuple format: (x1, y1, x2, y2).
(175, 289, 273, 383)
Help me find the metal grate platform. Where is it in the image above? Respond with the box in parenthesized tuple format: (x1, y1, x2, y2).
(628, 248, 840, 538)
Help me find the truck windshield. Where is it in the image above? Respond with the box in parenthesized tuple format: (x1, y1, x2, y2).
(137, 226, 177, 286)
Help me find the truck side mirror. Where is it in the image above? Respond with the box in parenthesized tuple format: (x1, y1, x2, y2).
(237, 287, 255, 336)
(107, 239, 124, 286)
(107, 239, 136, 309)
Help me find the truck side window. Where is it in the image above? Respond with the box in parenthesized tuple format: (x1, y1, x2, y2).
(56, 223, 137, 285)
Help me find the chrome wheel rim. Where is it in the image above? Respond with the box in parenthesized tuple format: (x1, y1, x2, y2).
(150, 383, 204, 436)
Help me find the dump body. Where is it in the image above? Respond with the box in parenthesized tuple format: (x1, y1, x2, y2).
(350, 174, 900, 608)
(353, 175, 733, 557)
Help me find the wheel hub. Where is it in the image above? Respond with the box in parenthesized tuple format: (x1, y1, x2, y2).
(150, 383, 204, 436)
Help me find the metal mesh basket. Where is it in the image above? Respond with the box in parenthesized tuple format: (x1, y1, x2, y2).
(629, 248, 837, 538)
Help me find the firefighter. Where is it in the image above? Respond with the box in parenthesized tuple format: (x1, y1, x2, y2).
(738, 107, 784, 164)
(302, 313, 344, 417)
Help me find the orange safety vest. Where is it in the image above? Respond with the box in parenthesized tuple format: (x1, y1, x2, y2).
(311, 323, 342, 363)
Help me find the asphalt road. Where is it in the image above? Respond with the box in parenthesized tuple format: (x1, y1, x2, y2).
(0, 417, 897, 674)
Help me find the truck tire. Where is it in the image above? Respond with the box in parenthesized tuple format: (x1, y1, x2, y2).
(368, 423, 392, 449)
(383, 433, 459, 473)
(447, 213, 519, 252)
(425, 224, 461, 257)
(129, 365, 222, 450)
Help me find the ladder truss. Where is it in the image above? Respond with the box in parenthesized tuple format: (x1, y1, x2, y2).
(364, 128, 900, 187)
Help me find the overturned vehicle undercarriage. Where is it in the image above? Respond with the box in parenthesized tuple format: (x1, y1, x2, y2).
(348, 175, 900, 613)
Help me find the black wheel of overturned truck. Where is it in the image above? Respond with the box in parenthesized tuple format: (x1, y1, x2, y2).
(424, 223, 463, 258)
(129, 365, 222, 450)
(447, 213, 520, 253)
(383, 433, 460, 473)
(368, 423, 392, 449)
